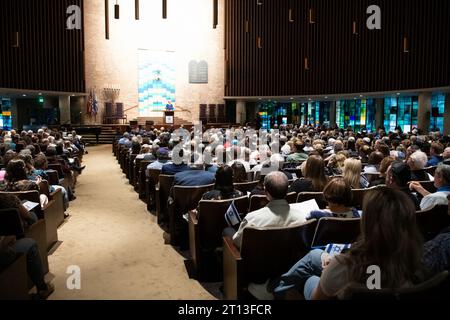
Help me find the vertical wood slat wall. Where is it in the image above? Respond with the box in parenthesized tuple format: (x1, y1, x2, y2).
(0, 0, 85, 93)
(225, 0, 450, 97)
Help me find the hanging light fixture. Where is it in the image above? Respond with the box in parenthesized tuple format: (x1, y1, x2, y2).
(135, 0, 140, 20)
(304, 57, 310, 70)
(403, 36, 410, 53)
(105, 0, 110, 39)
(114, 0, 120, 19)
(163, 0, 167, 19)
(257, 37, 263, 49)
(289, 9, 294, 23)
(257, 0, 263, 5)
(245, 20, 249, 33)
(353, 21, 358, 35)
(309, 8, 315, 24)
(12, 31, 20, 47)
(213, 0, 218, 29)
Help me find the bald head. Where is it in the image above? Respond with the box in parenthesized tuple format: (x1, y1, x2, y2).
(264, 171, 289, 200)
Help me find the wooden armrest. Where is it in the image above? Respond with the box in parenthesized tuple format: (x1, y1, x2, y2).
(223, 235, 242, 300)
(223, 236, 241, 260)
(48, 187, 62, 200)
(188, 210, 198, 225)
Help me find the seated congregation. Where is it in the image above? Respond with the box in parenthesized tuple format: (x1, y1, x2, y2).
(0, 128, 86, 299)
(114, 123, 450, 300)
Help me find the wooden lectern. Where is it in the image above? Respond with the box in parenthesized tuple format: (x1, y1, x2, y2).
(164, 111, 174, 124)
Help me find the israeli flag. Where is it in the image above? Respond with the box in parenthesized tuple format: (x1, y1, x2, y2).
(224, 200, 242, 227)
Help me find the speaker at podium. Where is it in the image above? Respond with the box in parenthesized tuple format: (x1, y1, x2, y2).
(164, 111, 174, 124)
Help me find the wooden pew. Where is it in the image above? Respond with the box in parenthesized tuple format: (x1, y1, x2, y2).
(223, 220, 317, 300)
(0, 254, 29, 300)
(189, 196, 249, 281)
(155, 175, 175, 225)
(168, 184, 214, 247)
(310, 217, 361, 248)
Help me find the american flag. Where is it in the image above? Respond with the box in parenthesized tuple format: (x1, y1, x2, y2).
(86, 90, 93, 116)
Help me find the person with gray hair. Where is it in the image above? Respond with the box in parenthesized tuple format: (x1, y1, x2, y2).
(407, 150, 432, 181)
(230, 171, 308, 248)
(409, 164, 450, 211)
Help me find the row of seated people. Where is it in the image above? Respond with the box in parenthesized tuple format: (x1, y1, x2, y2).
(113, 135, 450, 299)
(0, 128, 86, 300)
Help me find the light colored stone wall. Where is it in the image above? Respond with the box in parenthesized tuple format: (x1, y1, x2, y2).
(84, 0, 225, 125)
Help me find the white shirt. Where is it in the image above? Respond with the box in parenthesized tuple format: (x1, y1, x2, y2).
(420, 191, 450, 211)
(233, 199, 308, 248)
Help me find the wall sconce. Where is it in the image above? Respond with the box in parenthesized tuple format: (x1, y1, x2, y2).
(403, 36, 410, 53)
(257, 37, 263, 49)
(304, 57, 310, 70)
(213, 0, 218, 29)
(289, 9, 294, 23)
(12, 31, 20, 47)
(135, 0, 139, 20)
(353, 21, 358, 35)
(309, 8, 316, 24)
(114, 0, 120, 19)
(163, 0, 167, 19)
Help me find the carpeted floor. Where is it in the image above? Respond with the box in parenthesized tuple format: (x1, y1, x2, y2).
(47, 145, 216, 300)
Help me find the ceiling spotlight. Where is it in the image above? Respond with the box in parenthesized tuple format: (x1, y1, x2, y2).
(324, 96, 328, 99)
(397, 92, 401, 96)
(22, 94, 27, 97)
(38, 93, 42, 96)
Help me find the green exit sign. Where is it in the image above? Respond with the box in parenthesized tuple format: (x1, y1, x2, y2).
(39, 97, 44, 103)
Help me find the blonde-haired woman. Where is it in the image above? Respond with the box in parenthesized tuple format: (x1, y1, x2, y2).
(343, 158, 369, 189)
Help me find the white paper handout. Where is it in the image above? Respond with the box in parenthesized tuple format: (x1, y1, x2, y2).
(22, 200, 40, 212)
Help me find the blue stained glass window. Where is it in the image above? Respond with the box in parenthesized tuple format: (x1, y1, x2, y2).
(430, 94, 446, 133)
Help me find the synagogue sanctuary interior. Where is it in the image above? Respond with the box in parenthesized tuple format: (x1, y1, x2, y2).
(0, 0, 450, 303)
